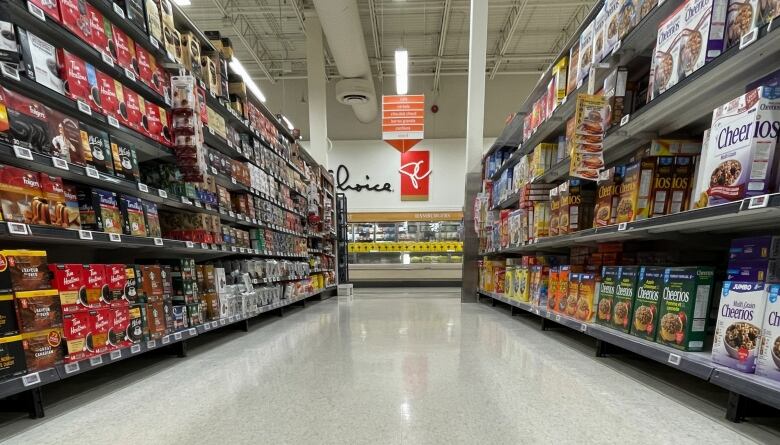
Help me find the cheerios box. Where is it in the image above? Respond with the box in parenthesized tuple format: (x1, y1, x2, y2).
(756, 284, 780, 382)
(691, 86, 780, 207)
(712, 281, 770, 373)
(656, 266, 714, 351)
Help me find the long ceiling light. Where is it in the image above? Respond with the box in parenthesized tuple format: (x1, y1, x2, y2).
(281, 116, 295, 130)
(230, 57, 267, 102)
(173, 0, 191, 5)
(395, 49, 408, 95)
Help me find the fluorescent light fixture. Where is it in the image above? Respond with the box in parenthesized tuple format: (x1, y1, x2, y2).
(173, 0, 191, 5)
(395, 49, 408, 95)
(229, 57, 266, 102)
(282, 116, 295, 131)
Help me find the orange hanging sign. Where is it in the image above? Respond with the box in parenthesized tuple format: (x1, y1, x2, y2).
(382, 95, 424, 153)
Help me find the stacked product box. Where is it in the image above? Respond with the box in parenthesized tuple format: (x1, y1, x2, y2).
(726, 236, 780, 283)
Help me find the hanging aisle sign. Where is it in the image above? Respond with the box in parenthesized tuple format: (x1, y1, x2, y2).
(382, 95, 424, 153)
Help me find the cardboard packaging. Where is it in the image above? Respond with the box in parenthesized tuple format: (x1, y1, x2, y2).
(107, 305, 132, 349)
(127, 304, 147, 343)
(39, 174, 67, 229)
(49, 264, 88, 313)
(0, 250, 51, 294)
(83, 264, 108, 308)
(77, 187, 122, 234)
(596, 266, 619, 326)
(62, 183, 82, 230)
(21, 328, 64, 371)
(120, 195, 147, 237)
(612, 266, 639, 333)
(756, 285, 780, 382)
(656, 267, 714, 351)
(88, 308, 111, 355)
(0, 166, 45, 225)
(630, 266, 665, 342)
(0, 293, 19, 337)
(18, 29, 65, 94)
(63, 310, 90, 362)
(712, 281, 770, 373)
(14, 289, 62, 333)
(80, 123, 113, 174)
(110, 141, 140, 182)
(0, 334, 26, 379)
(105, 264, 128, 307)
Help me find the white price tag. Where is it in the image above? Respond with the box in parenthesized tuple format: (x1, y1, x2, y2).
(210, 166, 218, 175)
(208, 126, 215, 135)
(1, 63, 20, 81)
(188, 328, 197, 336)
(52, 157, 69, 170)
(209, 90, 216, 99)
(109, 233, 122, 242)
(211, 321, 218, 328)
(162, 335, 170, 345)
(576, 79, 583, 90)
(580, 323, 587, 332)
(668, 353, 682, 366)
(27, 2, 46, 21)
(210, 244, 218, 251)
(64, 362, 80, 374)
(107, 115, 120, 128)
(85, 166, 100, 179)
(101, 51, 115, 67)
(153, 238, 164, 246)
(201, 242, 208, 249)
(181, 196, 193, 205)
(158, 189, 168, 199)
(113, 3, 125, 18)
(620, 114, 630, 126)
(747, 194, 769, 209)
(131, 344, 141, 354)
(739, 27, 758, 50)
(79, 230, 93, 240)
(150, 37, 160, 49)
(110, 350, 122, 360)
(147, 340, 156, 349)
(227, 140, 233, 148)
(252, 218, 258, 224)
(193, 201, 202, 208)
(138, 183, 149, 193)
(618, 222, 628, 231)
(231, 177, 237, 185)
(769, 18, 775, 32)
(231, 246, 237, 252)
(164, 95, 172, 107)
(612, 40, 622, 56)
(22, 372, 41, 387)
(228, 210, 235, 217)
(173, 332, 182, 340)
(185, 241, 194, 248)
(90, 356, 103, 366)
(203, 323, 211, 331)
(124, 68, 136, 82)
(13, 145, 33, 160)
(219, 319, 226, 326)
(555, 314, 561, 322)
(7, 222, 29, 235)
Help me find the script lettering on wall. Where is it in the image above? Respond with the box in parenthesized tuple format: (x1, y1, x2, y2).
(330, 165, 393, 193)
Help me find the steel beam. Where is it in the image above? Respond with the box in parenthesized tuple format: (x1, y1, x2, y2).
(433, 0, 453, 92)
(489, 0, 530, 79)
(212, 0, 276, 82)
(367, 0, 384, 79)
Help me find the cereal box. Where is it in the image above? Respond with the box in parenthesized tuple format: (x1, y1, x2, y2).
(725, 0, 760, 48)
(756, 284, 780, 382)
(594, 167, 621, 227)
(597, 266, 619, 326)
(564, 273, 581, 317)
(604, 0, 621, 55)
(649, 156, 675, 218)
(680, 0, 728, 81)
(692, 87, 780, 207)
(530, 265, 549, 307)
(712, 281, 770, 373)
(547, 267, 560, 312)
(613, 266, 639, 333)
(650, 3, 686, 100)
(578, 21, 595, 86)
(576, 273, 597, 322)
(549, 187, 560, 236)
(569, 94, 608, 180)
(567, 44, 580, 95)
(551, 57, 568, 111)
(668, 156, 695, 214)
(592, 6, 608, 65)
(656, 267, 714, 351)
(630, 266, 665, 341)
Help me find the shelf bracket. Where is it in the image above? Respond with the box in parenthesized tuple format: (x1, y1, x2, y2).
(0, 388, 45, 419)
(172, 340, 188, 358)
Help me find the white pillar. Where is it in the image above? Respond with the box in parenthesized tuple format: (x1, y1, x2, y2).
(306, 16, 329, 166)
(464, 0, 488, 173)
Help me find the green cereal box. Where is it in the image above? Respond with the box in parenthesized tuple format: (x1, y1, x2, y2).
(656, 267, 714, 351)
(612, 266, 639, 333)
(596, 266, 619, 327)
(630, 266, 665, 342)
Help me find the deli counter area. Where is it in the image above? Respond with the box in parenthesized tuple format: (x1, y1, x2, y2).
(346, 212, 464, 285)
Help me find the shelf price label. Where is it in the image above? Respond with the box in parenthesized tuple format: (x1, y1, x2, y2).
(162, 335, 170, 345)
(78, 230, 93, 240)
(173, 332, 182, 340)
(22, 372, 41, 387)
(211, 321, 218, 328)
(201, 242, 208, 249)
(181, 196, 193, 205)
(228, 210, 235, 218)
(188, 328, 197, 336)
(13, 145, 33, 160)
(185, 241, 194, 248)
(150, 37, 160, 50)
(124, 68, 136, 82)
(131, 344, 141, 354)
(27, 2, 46, 21)
(747, 194, 770, 210)
(107, 116, 121, 128)
(101, 51, 115, 67)
(90, 356, 103, 366)
(110, 350, 122, 361)
(617, 222, 628, 231)
(203, 323, 211, 331)
(158, 189, 168, 199)
(64, 362, 80, 374)
(620, 114, 630, 127)
(668, 353, 682, 366)
(154, 238, 164, 246)
(580, 323, 588, 332)
(219, 319, 226, 326)
(112, 2, 125, 18)
(1, 63, 20, 81)
(138, 183, 149, 193)
(7, 222, 29, 236)
(739, 27, 758, 50)
(193, 201, 203, 208)
(52, 157, 69, 171)
(109, 233, 122, 243)
(85, 166, 100, 179)
(77, 100, 92, 116)
(147, 340, 156, 349)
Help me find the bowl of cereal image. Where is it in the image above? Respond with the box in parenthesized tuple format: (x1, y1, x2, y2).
(710, 159, 742, 187)
(772, 336, 780, 370)
(724, 322, 761, 360)
(660, 312, 683, 342)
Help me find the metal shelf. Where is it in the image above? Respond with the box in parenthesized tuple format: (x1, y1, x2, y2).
(491, 191, 520, 210)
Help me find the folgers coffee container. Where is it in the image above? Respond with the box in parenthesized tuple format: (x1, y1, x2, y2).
(596, 266, 619, 326)
(40, 174, 68, 228)
(108, 305, 132, 349)
(106, 264, 128, 307)
(83, 264, 109, 308)
(630, 266, 665, 341)
(612, 266, 639, 333)
(0, 334, 26, 379)
(0, 165, 46, 225)
(656, 267, 714, 352)
(49, 264, 88, 313)
(0, 250, 51, 293)
(63, 311, 90, 362)
(14, 289, 62, 333)
(21, 328, 64, 371)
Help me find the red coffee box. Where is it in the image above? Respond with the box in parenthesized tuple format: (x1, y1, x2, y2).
(114, 79, 130, 127)
(62, 183, 81, 230)
(88, 308, 111, 355)
(39, 174, 68, 228)
(87, 4, 112, 58)
(146, 104, 163, 142)
(83, 264, 109, 308)
(108, 305, 132, 349)
(58, 0, 91, 43)
(111, 23, 136, 73)
(49, 264, 87, 313)
(123, 86, 142, 132)
(63, 310, 90, 362)
(0, 165, 45, 225)
(106, 264, 128, 307)
(96, 70, 119, 117)
(160, 106, 172, 145)
(58, 49, 90, 104)
(135, 44, 154, 87)
(21, 328, 64, 372)
(28, 0, 61, 23)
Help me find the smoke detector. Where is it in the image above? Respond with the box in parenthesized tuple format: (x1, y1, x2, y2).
(335, 78, 373, 105)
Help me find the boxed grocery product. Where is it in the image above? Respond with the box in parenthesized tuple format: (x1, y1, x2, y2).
(712, 281, 770, 373)
(592, 6, 607, 65)
(0, 292, 19, 336)
(21, 328, 64, 371)
(558, 179, 595, 234)
(145, 0, 162, 43)
(86, 4, 111, 59)
(119, 195, 147, 237)
(97, 70, 119, 118)
(88, 308, 111, 355)
(645, 139, 703, 156)
(756, 285, 780, 382)
(107, 305, 132, 349)
(28, 0, 61, 22)
(146, 300, 166, 340)
(650, 3, 685, 100)
(656, 266, 714, 351)
(79, 123, 112, 174)
(143, 201, 162, 238)
(39, 174, 66, 228)
(575, 273, 597, 322)
(124, 87, 144, 132)
(58, 0, 91, 43)
(680, 0, 728, 80)
(105, 264, 128, 307)
(596, 266, 619, 326)
(551, 57, 568, 111)
(563, 273, 581, 317)
(49, 264, 87, 313)
(0, 250, 51, 294)
(726, 258, 780, 282)
(0, 334, 26, 378)
(63, 310, 90, 362)
(181, 32, 202, 77)
(566, 44, 580, 95)
(604, 67, 628, 128)
(0, 165, 46, 225)
(163, 23, 180, 63)
(62, 183, 81, 230)
(14, 289, 61, 333)
(578, 21, 594, 86)
(0, 21, 18, 64)
(48, 109, 83, 165)
(141, 265, 164, 300)
(17, 29, 65, 94)
(691, 87, 780, 207)
(135, 44, 154, 87)
(127, 304, 147, 343)
(110, 141, 140, 182)
(77, 187, 122, 233)
(648, 156, 675, 218)
(82, 264, 107, 308)
(594, 167, 622, 227)
(603, 0, 621, 57)
(5, 89, 52, 154)
(111, 24, 136, 73)
(667, 156, 695, 214)
(116, 0, 147, 33)
(630, 266, 665, 341)
(612, 266, 639, 333)
(615, 161, 640, 223)
(57, 49, 90, 104)
(729, 235, 780, 261)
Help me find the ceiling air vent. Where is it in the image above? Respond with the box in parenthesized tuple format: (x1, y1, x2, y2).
(335, 78, 373, 106)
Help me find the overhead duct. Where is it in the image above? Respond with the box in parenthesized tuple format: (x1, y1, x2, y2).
(312, 0, 378, 123)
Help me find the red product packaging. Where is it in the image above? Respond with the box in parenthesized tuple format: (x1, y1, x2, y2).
(146, 104, 163, 142)
(114, 79, 130, 127)
(123, 86, 142, 132)
(108, 305, 132, 349)
(111, 24, 136, 73)
(86, 4, 111, 58)
(160, 106, 172, 145)
(155, 65, 169, 98)
(146, 300, 166, 340)
(96, 70, 119, 118)
(88, 308, 112, 354)
(29, 0, 61, 23)
(57, 49, 89, 104)
(135, 44, 154, 87)
(197, 86, 208, 124)
(106, 264, 128, 307)
(63, 311, 91, 362)
(39, 173, 68, 228)
(83, 264, 108, 308)
(58, 0, 91, 43)
(49, 263, 87, 313)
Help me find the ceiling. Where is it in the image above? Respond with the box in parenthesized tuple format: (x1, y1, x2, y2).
(181, 0, 595, 89)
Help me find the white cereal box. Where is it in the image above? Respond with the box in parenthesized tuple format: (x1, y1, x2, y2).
(691, 86, 780, 207)
(756, 284, 780, 382)
(725, 0, 760, 49)
(650, 3, 686, 100)
(603, 0, 622, 57)
(577, 21, 595, 86)
(679, 0, 728, 80)
(712, 282, 770, 374)
(592, 7, 608, 65)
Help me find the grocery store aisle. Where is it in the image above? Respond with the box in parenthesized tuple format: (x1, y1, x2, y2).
(1, 289, 776, 444)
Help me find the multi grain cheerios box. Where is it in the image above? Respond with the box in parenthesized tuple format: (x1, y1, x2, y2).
(712, 281, 770, 373)
(691, 86, 780, 208)
(756, 284, 780, 382)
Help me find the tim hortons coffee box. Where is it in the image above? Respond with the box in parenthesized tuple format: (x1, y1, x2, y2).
(612, 266, 639, 333)
(123, 87, 143, 132)
(83, 264, 108, 309)
(39, 174, 68, 228)
(63, 310, 90, 362)
(113, 79, 130, 128)
(85, 63, 101, 111)
(110, 23, 136, 74)
(756, 285, 780, 382)
(0, 250, 51, 293)
(596, 266, 619, 326)
(135, 43, 154, 87)
(79, 123, 113, 174)
(712, 281, 770, 373)
(49, 264, 88, 313)
(127, 303, 147, 343)
(107, 305, 132, 349)
(21, 328, 64, 371)
(630, 266, 666, 342)
(120, 195, 147, 237)
(105, 264, 128, 307)
(57, 49, 89, 104)
(62, 183, 81, 230)
(110, 141, 140, 182)
(0, 293, 19, 336)
(146, 300, 166, 340)
(28, 0, 61, 22)
(17, 29, 65, 94)
(0, 165, 46, 225)
(656, 266, 714, 351)
(97, 70, 119, 118)
(86, 4, 112, 59)
(88, 308, 111, 355)
(13, 289, 61, 333)
(58, 0, 92, 42)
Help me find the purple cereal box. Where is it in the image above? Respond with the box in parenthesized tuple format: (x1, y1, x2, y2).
(729, 236, 776, 261)
(727, 259, 780, 282)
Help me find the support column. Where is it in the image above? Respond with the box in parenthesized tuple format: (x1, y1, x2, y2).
(461, 0, 489, 303)
(306, 16, 329, 166)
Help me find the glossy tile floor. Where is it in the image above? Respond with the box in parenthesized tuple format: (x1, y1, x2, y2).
(1, 288, 779, 444)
